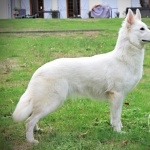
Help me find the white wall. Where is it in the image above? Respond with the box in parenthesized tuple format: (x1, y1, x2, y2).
(57, 0, 67, 18)
(118, 0, 141, 18)
(44, 0, 52, 18)
(81, 0, 89, 18)
(0, 0, 21, 19)
(20, 0, 30, 15)
(16, 0, 21, 7)
(52, 0, 58, 10)
(0, 0, 8, 19)
(102, 0, 117, 18)
(131, 0, 141, 7)
(89, 0, 102, 10)
(118, 0, 131, 18)
(8, 0, 12, 18)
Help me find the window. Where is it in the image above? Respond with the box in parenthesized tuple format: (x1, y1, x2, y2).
(67, 0, 80, 18)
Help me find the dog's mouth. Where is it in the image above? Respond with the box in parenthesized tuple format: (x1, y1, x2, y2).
(142, 40, 150, 42)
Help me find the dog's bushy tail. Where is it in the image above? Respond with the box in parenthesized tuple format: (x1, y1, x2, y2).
(12, 90, 32, 122)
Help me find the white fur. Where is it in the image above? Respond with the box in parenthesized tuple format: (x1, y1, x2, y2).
(12, 9, 150, 143)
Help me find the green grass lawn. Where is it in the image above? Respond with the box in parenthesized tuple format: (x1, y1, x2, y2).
(0, 18, 150, 150)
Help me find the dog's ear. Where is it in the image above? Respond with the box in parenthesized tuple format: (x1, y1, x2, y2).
(135, 9, 141, 20)
(126, 9, 135, 26)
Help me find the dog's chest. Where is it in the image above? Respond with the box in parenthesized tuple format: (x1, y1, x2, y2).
(123, 64, 143, 92)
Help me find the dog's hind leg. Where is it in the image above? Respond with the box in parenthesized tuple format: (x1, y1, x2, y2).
(26, 97, 64, 144)
(108, 91, 124, 132)
(26, 114, 40, 144)
(26, 78, 69, 143)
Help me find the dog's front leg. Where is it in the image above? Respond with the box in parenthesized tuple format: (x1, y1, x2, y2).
(108, 91, 124, 132)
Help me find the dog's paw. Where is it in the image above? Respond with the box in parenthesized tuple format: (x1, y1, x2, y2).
(27, 139, 39, 144)
(113, 127, 121, 132)
(111, 121, 123, 132)
(120, 131, 126, 134)
(33, 139, 39, 144)
(31, 139, 39, 144)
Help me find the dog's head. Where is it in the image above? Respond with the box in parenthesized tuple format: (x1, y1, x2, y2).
(122, 9, 150, 47)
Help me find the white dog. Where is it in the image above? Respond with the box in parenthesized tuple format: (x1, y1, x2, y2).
(13, 9, 150, 143)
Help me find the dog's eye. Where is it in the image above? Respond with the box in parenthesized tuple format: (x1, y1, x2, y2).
(140, 27, 145, 30)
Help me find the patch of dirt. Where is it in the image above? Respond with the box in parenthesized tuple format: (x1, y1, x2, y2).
(3, 30, 101, 38)
(0, 58, 19, 80)
(12, 142, 33, 150)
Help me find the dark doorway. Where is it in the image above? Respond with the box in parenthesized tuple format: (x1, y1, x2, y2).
(30, 0, 44, 18)
(38, 0, 44, 18)
(67, 0, 80, 18)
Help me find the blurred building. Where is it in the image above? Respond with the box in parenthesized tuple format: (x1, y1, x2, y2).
(0, 0, 149, 19)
